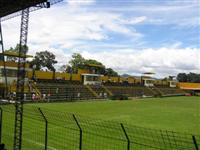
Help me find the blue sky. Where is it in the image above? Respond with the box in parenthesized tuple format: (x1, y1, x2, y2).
(1, 0, 200, 77)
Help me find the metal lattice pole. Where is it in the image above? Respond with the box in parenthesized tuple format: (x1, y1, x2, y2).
(0, 107, 3, 144)
(13, 8, 29, 150)
(0, 19, 8, 98)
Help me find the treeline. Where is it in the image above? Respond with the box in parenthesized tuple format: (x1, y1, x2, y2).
(177, 73, 200, 83)
(5, 44, 118, 76)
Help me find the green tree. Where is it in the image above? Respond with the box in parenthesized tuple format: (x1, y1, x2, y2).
(5, 44, 28, 62)
(85, 59, 103, 66)
(105, 68, 118, 76)
(177, 72, 200, 83)
(58, 64, 72, 73)
(85, 59, 105, 74)
(68, 53, 118, 75)
(177, 73, 187, 82)
(69, 53, 86, 73)
(30, 50, 57, 71)
(187, 72, 200, 83)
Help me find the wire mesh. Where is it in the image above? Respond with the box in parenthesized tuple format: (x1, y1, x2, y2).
(1, 105, 15, 149)
(22, 107, 45, 150)
(0, 105, 199, 150)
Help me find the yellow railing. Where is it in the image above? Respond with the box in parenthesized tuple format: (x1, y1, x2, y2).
(30, 82, 42, 99)
(102, 85, 113, 96)
(85, 85, 99, 98)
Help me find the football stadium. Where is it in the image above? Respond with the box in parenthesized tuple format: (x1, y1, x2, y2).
(0, 0, 199, 150)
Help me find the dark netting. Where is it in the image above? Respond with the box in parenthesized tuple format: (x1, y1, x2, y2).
(0, 105, 199, 150)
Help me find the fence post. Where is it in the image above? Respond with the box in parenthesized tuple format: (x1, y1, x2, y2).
(192, 135, 199, 150)
(73, 114, 82, 150)
(38, 108, 48, 150)
(121, 123, 130, 150)
(0, 107, 2, 144)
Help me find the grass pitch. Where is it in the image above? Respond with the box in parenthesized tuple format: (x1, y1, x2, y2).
(1, 96, 200, 149)
(30, 96, 200, 134)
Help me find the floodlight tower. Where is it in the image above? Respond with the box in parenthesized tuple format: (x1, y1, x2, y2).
(0, 0, 63, 149)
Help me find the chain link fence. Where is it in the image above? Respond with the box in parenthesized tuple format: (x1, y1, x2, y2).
(0, 105, 199, 150)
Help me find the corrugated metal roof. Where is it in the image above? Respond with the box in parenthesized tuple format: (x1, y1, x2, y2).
(0, 0, 47, 18)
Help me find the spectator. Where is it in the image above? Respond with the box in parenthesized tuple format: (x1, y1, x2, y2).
(104, 92, 107, 98)
(32, 93, 35, 101)
(56, 88, 59, 94)
(43, 93, 46, 100)
(13, 92, 16, 98)
(77, 92, 80, 99)
(36, 94, 40, 100)
(28, 81, 33, 92)
(56, 88, 59, 99)
(47, 93, 51, 102)
(24, 93, 26, 101)
(99, 92, 102, 97)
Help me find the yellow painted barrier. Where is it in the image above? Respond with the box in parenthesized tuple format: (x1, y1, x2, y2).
(110, 77, 119, 82)
(101, 76, 109, 82)
(177, 82, 200, 90)
(128, 77, 135, 84)
(35, 71, 53, 79)
(72, 74, 81, 81)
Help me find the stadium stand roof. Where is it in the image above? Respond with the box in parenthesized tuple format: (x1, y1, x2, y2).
(0, 0, 48, 18)
(0, 0, 62, 21)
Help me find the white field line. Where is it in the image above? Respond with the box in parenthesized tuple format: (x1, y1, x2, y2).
(3, 132, 58, 150)
(23, 138, 57, 150)
(3, 126, 63, 150)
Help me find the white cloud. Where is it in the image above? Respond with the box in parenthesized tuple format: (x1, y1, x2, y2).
(120, 16, 147, 25)
(1, 3, 142, 50)
(26, 44, 199, 78)
(26, 44, 200, 78)
(28, 43, 71, 67)
(162, 42, 183, 49)
(79, 47, 200, 78)
(67, 0, 95, 6)
(94, 1, 200, 26)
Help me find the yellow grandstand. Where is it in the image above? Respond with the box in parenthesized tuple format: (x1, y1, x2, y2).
(0, 52, 188, 100)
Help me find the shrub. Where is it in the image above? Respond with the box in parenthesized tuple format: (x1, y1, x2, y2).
(110, 94, 129, 100)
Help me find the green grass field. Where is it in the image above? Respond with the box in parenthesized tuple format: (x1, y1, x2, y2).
(30, 96, 200, 133)
(1, 96, 200, 149)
